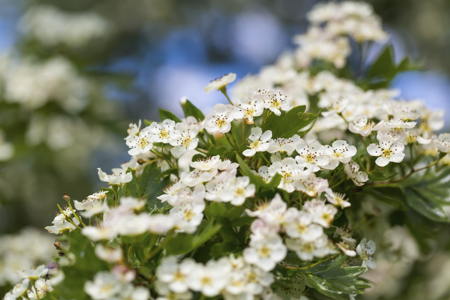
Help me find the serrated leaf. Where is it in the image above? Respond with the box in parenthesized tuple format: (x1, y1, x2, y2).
(159, 108, 181, 123)
(181, 99, 205, 121)
(363, 186, 407, 211)
(405, 188, 449, 222)
(262, 106, 317, 138)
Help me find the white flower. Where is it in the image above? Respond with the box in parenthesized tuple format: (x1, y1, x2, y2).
(170, 122, 200, 158)
(84, 271, 122, 300)
(95, 244, 123, 263)
(97, 168, 133, 185)
(170, 200, 205, 234)
(435, 133, 450, 153)
(233, 98, 265, 124)
(180, 168, 217, 187)
(324, 188, 351, 209)
(257, 166, 273, 183)
(243, 127, 272, 157)
(295, 140, 329, 172)
(267, 135, 301, 155)
(323, 140, 357, 169)
(82, 225, 117, 241)
(286, 235, 336, 261)
(367, 135, 405, 167)
(406, 129, 431, 145)
(204, 73, 236, 93)
(188, 258, 231, 297)
(4, 279, 29, 299)
(75, 194, 107, 218)
(45, 207, 80, 234)
(243, 234, 287, 271)
(220, 176, 256, 206)
(157, 181, 190, 206)
(157, 257, 197, 293)
(126, 127, 153, 155)
(385, 118, 416, 130)
(348, 115, 384, 137)
(120, 197, 146, 211)
(148, 214, 176, 235)
(204, 104, 235, 134)
(269, 157, 304, 193)
(337, 242, 356, 257)
(303, 199, 337, 228)
(264, 91, 291, 116)
(295, 173, 328, 198)
(17, 265, 48, 280)
(283, 208, 324, 241)
(155, 281, 193, 300)
(344, 160, 369, 186)
(148, 120, 180, 144)
(356, 238, 377, 269)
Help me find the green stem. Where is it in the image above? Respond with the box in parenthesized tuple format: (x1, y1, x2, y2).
(143, 230, 174, 262)
(225, 133, 239, 152)
(67, 200, 86, 227)
(220, 87, 234, 105)
(57, 204, 82, 230)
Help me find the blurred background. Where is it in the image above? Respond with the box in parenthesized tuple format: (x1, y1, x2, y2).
(1, 0, 450, 299)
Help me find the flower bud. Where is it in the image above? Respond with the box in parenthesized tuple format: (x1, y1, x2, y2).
(63, 193, 70, 202)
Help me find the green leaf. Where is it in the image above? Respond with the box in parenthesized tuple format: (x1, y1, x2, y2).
(300, 255, 369, 300)
(236, 154, 265, 189)
(405, 188, 449, 222)
(140, 163, 171, 208)
(54, 230, 109, 300)
(368, 45, 395, 79)
(363, 185, 407, 211)
(144, 119, 153, 126)
(159, 108, 182, 123)
(164, 220, 222, 255)
(181, 99, 205, 121)
(368, 168, 397, 181)
(400, 167, 450, 222)
(262, 106, 316, 138)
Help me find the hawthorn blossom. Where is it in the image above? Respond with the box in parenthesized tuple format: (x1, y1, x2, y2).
(220, 176, 256, 206)
(295, 173, 328, 197)
(148, 120, 180, 144)
(303, 199, 337, 228)
(344, 160, 369, 186)
(204, 104, 235, 134)
(295, 140, 329, 172)
(97, 168, 132, 185)
(385, 118, 416, 130)
(4, 279, 29, 300)
(233, 98, 264, 124)
(356, 238, 377, 269)
(17, 265, 48, 280)
(324, 140, 357, 169)
(170, 122, 200, 158)
(264, 91, 291, 116)
(367, 135, 405, 167)
(188, 258, 231, 297)
(95, 244, 123, 263)
(269, 157, 304, 192)
(45, 207, 80, 234)
(170, 200, 205, 234)
(283, 209, 324, 241)
(126, 127, 153, 155)
(243, 234, 287, 271)
(349, 115, 383, 137)
(324, 188, 351, 209)
(267, 135, 301, 155)
(435, 133, 450, 153)
(243, 127, 272, 157)
(157, 257, 197, 293)
(286, 235, 336, 261)
(204, 73, 236, 93)
(405, 129, 431, 145)
(84, 272, 122, 300)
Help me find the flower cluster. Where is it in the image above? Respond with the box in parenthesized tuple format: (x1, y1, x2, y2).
(5, 2, 450, 300)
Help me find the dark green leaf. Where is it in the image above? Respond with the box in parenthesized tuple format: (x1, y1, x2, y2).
(363, 185, 407, 211)
(181, 99, 205, 121)
(159, 108, 182, 123)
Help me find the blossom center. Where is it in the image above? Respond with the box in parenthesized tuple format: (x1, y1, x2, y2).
(382, 149, 392, 158)
(160, 129, 169, 139)
(235, 188, 245, 197)
(201, 276, 212, 286)
(184, 209, 195, 221)
(258, 245, 272, 258)
(216, 118, 227, 128)
(173, 270, 185, 281)
(250, 140, 262, 149)
(301, 243, 314, 253)
(182, 137, 192, 148)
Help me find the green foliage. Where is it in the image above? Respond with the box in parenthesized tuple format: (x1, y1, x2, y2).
(400, 168, 450, 222)
(300, 256, 369, 300)
(53, 231, 109, 300)
(361, 185, 408, 211)
(262, 106, 318, 138)
(181, 99, 205, 121)
(123, 163, 171, 209)
(159, 108, 182, 123)
(236, 154, 282, 191)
